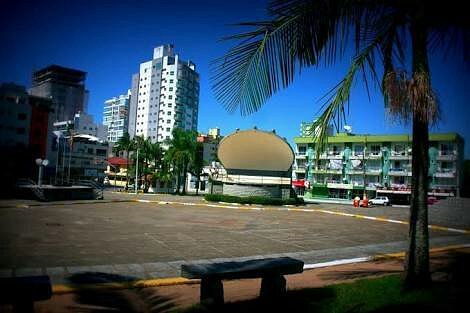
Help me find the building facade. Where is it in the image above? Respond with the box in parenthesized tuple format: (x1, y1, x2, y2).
(103, 90, 130, 143)
(197, 127, 222, 164)
(128, 44, 199, 143)
(30, 65, 88, 122)
(0, 83, 53, 190)
(53, 112, 107, 141)
(293, 125, 464, 201)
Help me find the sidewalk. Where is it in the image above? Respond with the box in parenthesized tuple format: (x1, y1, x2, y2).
(2, 247, 468, 313)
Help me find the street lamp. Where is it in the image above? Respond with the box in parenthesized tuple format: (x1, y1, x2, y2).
(35, 158, 49, 187)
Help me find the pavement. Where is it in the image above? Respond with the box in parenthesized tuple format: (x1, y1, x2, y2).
(1, 246, 468, 313)
(0, 192, 469, 288)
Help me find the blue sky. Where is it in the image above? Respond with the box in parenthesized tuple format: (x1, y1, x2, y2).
(1, 0, 469, 157)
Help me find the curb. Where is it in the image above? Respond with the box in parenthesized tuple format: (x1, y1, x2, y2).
(49, 244, 470, 295)
(52, 277, 198, 294)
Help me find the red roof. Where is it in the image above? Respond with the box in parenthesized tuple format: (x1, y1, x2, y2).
(107, 157, 130, 166)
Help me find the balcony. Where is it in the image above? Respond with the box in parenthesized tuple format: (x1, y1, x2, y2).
(295, 152, 307, 159)
(365, 168, 382, 175)
(350, 153, 365, 160)
(366, 152, 382, 159)
(434, 169, 456, 178)
(347, 168, 364, 174)
(326, 152, 343, 159)
(437, 152, 457, 161)
(326, 169, 342, 174)
(389, 168, 410, 176)
(312, 168, 326, 174)
(389, 152, 411, 160)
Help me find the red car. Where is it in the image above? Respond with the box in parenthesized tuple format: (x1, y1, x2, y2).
(427, 197, 438, 205)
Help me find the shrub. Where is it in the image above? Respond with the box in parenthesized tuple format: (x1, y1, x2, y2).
(204, 194, 303, 205)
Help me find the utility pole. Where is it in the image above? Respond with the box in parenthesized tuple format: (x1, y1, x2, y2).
(135, 149, 139, 194)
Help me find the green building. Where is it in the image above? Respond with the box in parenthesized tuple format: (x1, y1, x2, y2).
(293, 123, 464, 203)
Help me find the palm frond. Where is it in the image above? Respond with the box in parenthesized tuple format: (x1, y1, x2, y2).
(212, 0, 358, 115)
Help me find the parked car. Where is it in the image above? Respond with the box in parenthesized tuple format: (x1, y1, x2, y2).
(369, 196, 390, 206)
(427, 196, 438, 205)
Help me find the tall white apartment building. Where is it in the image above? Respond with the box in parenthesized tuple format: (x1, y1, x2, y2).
(128, 44, 199, 143)
(103, 90, 131, 143)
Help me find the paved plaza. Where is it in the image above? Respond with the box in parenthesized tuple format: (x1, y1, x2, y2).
(0, 192, 469, 284)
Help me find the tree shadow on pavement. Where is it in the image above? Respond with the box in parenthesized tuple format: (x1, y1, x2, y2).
(66, 272, 178, 312)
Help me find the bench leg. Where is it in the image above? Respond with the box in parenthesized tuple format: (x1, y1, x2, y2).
(13, 301, 34, 313)
(200, 277, 224, 307)
(260, 274, 286, 299)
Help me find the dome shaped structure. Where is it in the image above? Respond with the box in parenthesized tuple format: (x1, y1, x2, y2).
(217, 129, 294, 175)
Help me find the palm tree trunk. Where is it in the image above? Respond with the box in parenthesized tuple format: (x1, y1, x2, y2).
(125, 149, 129, 190)
(404, 19, 430, 288)
(182, 163, 188, 195)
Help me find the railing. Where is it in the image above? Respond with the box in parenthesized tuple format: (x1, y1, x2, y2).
(16, 178, 46, 201)
(73, 179, 104, 200)
(215, 174, 291, 185)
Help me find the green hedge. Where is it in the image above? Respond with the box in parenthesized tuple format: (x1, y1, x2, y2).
(204, 194, 304, 205)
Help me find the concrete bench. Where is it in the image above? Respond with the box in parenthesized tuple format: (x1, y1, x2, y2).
(0, 276, 52, 313)
(181, 257, 304, 306)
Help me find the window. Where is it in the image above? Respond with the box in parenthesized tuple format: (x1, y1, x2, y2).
(170, 71, 174, 75)
(18, 113, 27, 120)
(166, 127, 170, 131)
(169, 79, 174, 83)
(168, 95, 173, 99)
(16, 127, 25, 134)
(167, 120, 171, 123)
(167, 112, 171, 115)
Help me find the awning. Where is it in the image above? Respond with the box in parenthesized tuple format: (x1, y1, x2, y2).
(292, 179, 305, 187)
(107, 157, 130, 166)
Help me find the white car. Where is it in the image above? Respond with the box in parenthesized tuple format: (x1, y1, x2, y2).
(369, 196, 390, 206)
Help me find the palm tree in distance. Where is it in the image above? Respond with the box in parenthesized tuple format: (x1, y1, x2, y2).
(165, 128, 198, 194)
(113, 132, 133, 189)
(212, 0, 468, 288)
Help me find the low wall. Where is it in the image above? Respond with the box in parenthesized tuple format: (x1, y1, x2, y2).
(223, 183, 285, 198)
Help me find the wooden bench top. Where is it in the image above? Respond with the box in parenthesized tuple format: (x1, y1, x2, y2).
(181, 257, 304, 280)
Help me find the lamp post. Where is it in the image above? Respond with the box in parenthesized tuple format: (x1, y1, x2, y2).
(135, 149, 139, 194)
(35, 158, 49, 187)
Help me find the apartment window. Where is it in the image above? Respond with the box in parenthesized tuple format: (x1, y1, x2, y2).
(440, 143, 453, 155)
(354, 145, 364, 155)
(170, 71, 174, 75)
(166, 127, 170, 131)
(18, 113, 27, 120)
(167, 112, 171, 115)
(16, 127, 25, 134)
(170, 79, 174, 83)
(370, 145, 381, 155)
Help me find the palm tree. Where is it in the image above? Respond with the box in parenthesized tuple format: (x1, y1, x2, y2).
(113, 132, 133, 189)
(147, 141, 164, 190)
(213, 0, 468, 288)
(190, 142, 205, 195)
(165, 128, 198, 194)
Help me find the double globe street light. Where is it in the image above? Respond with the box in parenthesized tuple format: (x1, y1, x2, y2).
(35, 158, 49, 187)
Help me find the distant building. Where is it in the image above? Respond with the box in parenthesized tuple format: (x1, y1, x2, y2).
(30, 65, 90, 174)
(0, 83, 53, 189)
(128, 44, 199, 143)
(66, 134, 108, 181)
(30, 65, 88, 122)
(103, 90, 131, 143)
(53, 112, 107, 141)
(197, 127, 222, 164)
(293, 124, 465, 201)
